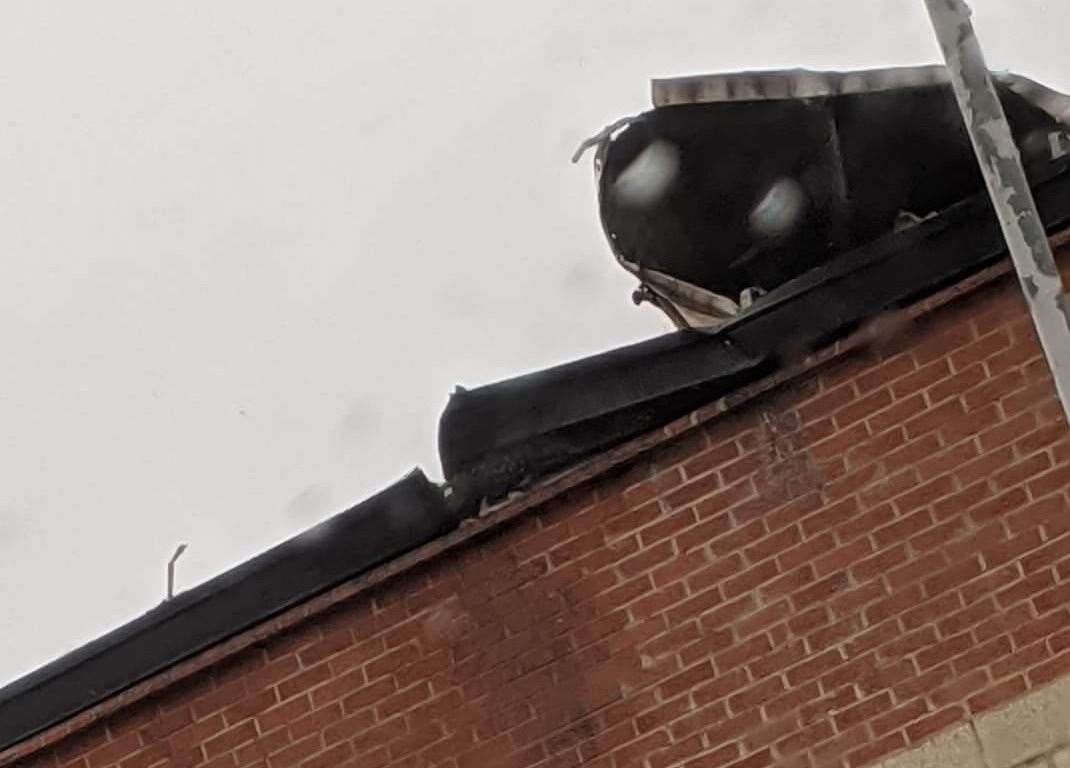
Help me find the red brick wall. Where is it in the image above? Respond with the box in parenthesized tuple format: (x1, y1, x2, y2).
(12, 265, 1070, 768)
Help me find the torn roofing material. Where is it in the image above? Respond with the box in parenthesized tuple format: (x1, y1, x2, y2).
(4, 65, 1070, 762)
(441, 155, 1070, 514)
(587, 66, 1070, 329)
(0, 470, 454, 755)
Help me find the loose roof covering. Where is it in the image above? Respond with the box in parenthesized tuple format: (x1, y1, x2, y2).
(585, 66, 1070, 329)
(443, 154, 1070, 513)
(5, 65, 1070, 759)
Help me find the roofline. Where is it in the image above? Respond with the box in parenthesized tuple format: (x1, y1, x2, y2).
(6, 242, 1061, 767)
(651, 65, 1070, 126)
(7, 230, 1070, 766)
(0, 470, 454, 756)
(440, 159, 1070, 511)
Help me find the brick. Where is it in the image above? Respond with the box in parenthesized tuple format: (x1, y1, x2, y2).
(800, 384, 857, 425)
(837, 504, 896, 543)
(860, 469, 919, 509)
(857, 355, 916, 394)
(203, 721, 257, 759)
(924, 557, 983, 599)
(1008, 495, 1069, 535)
(727, 676, 785, 714)
(916, 632, 973, 670)
(683, 441, 743, 481)
(829, 581, 885, 619)
(965, 368, 1027, 411)
(691, 667, 750, 708)
(695, 480, 757, 520)
(929, 364, 986, 404)
(901, 591, 962, 631)
(879, 625, 938, 662)
(998, 569, 1051, 612)
(801, 497, 862, 539)
(731, 439, 785, 481)
(722, 560, 778, 599)
(1016, 420, 1067, 455)
(277, 664, 331, 702)
(913, 324, 976, 366)
(834, 691, 892, 731)
(665, 473, 724, 511)
(905, 706, 964, 743)
(931, 668, 989, 707)
(364, 643, 420, 682)
(257, 695, 312, 733)
(1034, 581, 1070, 615)
(1028, 463, 1070, 500)
(815, 538, 874, 578)
(933, 481, 990, 521)
(1012, 609, 1070, 647)
(949, 329, 1011, 370)
(938, 598, 997, 637)
(871, 698, 928, 736)
(993, 453, 1053, 490)
(835, 389, 893, 429)
(1028, 648, 1070, 686)
(846, 732, 908, 768)
(659, 661, 717, 701)
(822, 464, 880, 507)
(776, 720, 834, 756)
(874, 510, 935, 550)
(713, 633, 771, 672)
(786, 649, 844, 687)
(846, 427, 907, 469)
(962, 565, 1018, 605)
(893, 359, 951, 400)
(967, 675, 1027, 714)
(777, 534, 833, 574)
(980, 411, 1038, 451)
(708, 519, 768, 558)
(744, 526, 801, 565)
(654, 548, 711, 588)
(790, 572, 848, 611)
(904, 399, 965, 440)
(86, 733, 142, 768)
(787, 605, 829, 636)
(747, 640, 806, 680)
(838, 618, 889, 660)
(603, 503, 661, 541)
(868, 394, 927, 435)
(955, 446, 1015, 489)
(675, 514, 732, 553)
(339, 675, 395, 715)
(866, 583, 924, 625)
(763, 681, 820, 719)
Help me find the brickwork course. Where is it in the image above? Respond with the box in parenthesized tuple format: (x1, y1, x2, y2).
(5, 247, 1070, 768)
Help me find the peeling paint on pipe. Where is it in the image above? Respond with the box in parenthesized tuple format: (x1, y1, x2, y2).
(926, 0, 1070, 422)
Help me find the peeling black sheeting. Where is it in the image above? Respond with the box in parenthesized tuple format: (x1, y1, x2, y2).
(4, 140, 1070, 766)
(441, 158, 1070, 514)
(0, 470, 454, 755)
(599, 83, 1062, 298)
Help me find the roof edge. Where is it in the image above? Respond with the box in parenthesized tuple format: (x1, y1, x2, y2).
(8, 237, 1068, 767)
(651, 65, 1070, 126)
(0, 469, 454, 758)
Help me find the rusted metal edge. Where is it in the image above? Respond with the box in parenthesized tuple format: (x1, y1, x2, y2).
(652, 64, 1070, 130)
(3, 238, 1066, 767)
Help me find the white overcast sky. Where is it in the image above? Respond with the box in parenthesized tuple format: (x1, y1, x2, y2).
(1, 1, 1067, 687)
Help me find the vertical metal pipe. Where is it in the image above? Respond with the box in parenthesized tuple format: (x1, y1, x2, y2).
(926, 0, 1070, 422)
